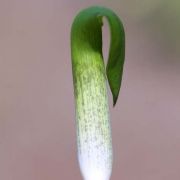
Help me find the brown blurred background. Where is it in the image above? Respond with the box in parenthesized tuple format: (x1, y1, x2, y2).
(0, 0, 180, 179)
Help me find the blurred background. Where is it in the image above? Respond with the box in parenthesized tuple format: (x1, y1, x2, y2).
(0, 0, 179, 179)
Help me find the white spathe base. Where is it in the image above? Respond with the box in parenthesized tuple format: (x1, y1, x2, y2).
(78, 148, 112, 180)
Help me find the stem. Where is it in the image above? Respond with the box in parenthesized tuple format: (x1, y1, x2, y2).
(71, 6, 125, 180)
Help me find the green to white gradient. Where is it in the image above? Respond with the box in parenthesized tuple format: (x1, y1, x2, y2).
(71, 6, 125, 180)
(76, 65, 112, 180)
